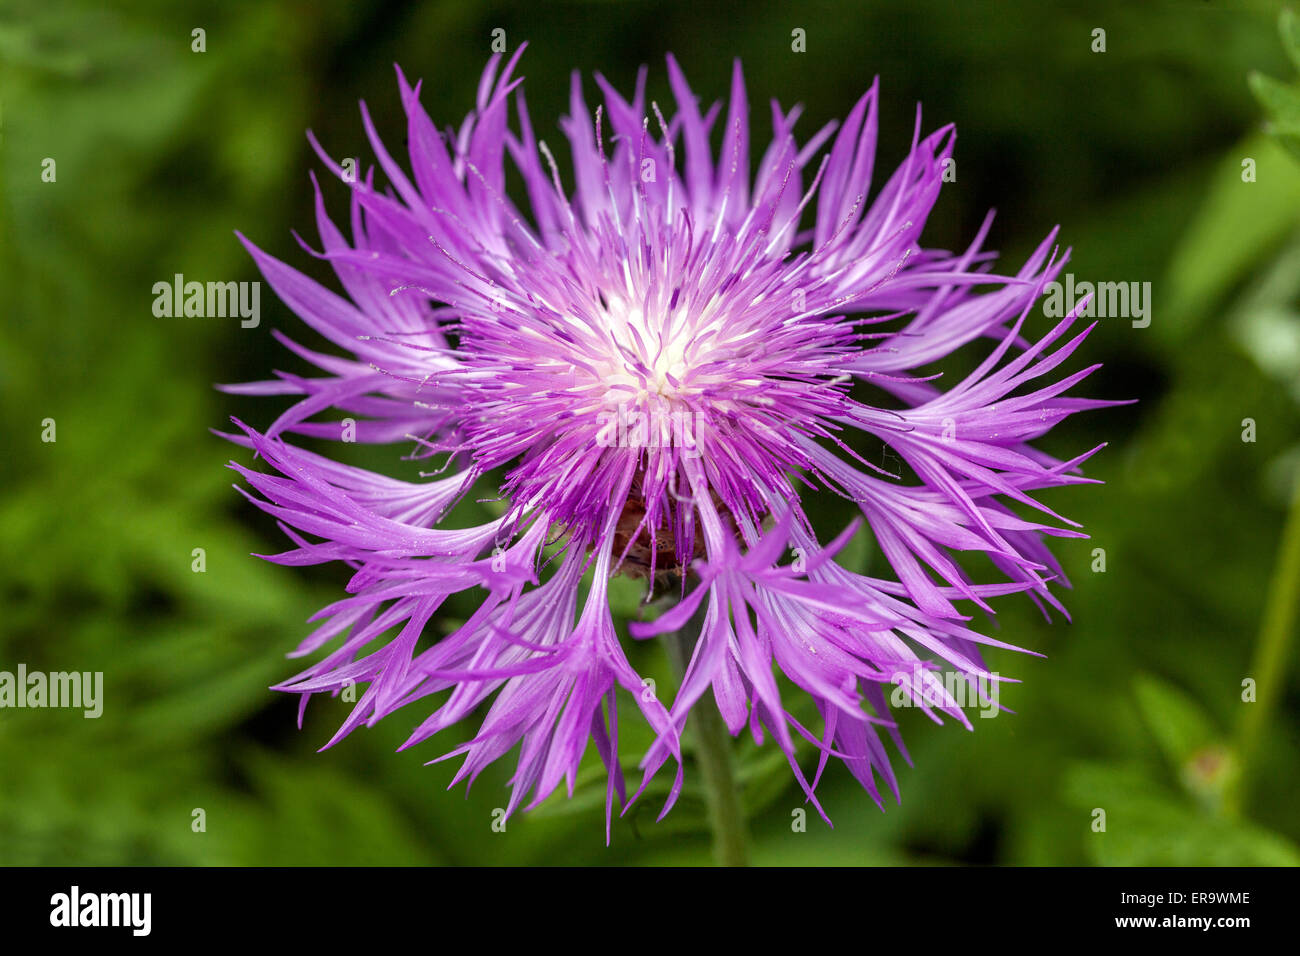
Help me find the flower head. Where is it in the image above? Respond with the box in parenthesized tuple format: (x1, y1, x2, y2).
(225, 46, 1112, 836)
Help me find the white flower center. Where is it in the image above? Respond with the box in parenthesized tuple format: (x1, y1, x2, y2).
(596, 294, 717, 404)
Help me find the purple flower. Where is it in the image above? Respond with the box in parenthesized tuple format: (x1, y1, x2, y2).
(224, 47, 1111, 836)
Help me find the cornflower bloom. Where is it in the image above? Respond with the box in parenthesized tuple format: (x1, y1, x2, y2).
(225, 46, 1110, 838)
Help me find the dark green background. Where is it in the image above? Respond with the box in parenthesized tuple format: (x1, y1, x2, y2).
(2, 0, 1298, 865)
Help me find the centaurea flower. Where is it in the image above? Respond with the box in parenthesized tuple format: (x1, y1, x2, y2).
(224, 46, 1111, 837)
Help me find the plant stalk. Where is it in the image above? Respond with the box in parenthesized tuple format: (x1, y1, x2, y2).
(1226, 471, 1300, 815)
(666, 619, 750, 866)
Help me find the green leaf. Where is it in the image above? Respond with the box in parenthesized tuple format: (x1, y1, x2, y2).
(1133, 675, 1218, 767)
(1065, 762, 1300, 866)
(1281, 7, 1300, 75)
(1161, 135, 1300, 333)
(1250, 72, 1300, 161)
(1250, 71, 1300, 129)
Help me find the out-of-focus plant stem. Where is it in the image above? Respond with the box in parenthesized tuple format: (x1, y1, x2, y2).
(1226, 472, 1300, 816)
(666, 615, 750, 866)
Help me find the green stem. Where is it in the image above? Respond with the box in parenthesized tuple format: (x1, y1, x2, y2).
(1226, 471, 1300, 816)
(667, 621, 750, 866)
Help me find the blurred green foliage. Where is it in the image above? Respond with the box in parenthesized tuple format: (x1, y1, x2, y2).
(1, 0, 1298, 865)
